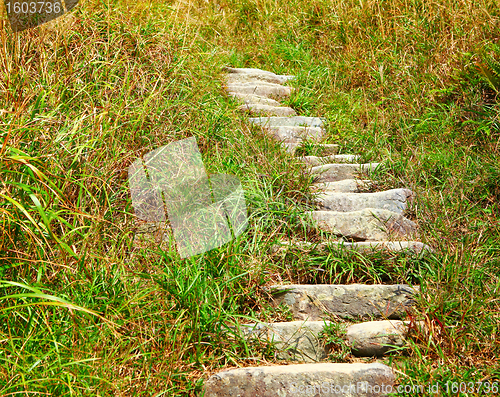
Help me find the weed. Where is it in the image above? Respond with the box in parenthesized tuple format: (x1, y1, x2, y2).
(0, 0, 499, 394)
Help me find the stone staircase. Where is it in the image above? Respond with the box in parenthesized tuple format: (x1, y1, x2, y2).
(203, 67, 430, 396)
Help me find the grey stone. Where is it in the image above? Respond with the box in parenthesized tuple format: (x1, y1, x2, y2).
(203, 362, 395, 397)
(317, 189, 414, 214)
(310, 163, 381, 183)
(302, 154, 361, 166)
(238, 103, 297, 116)
(346, 320, 407, 357)
(327, 240, 433, 254)
(225, 73, 293, 86)
(249, 116, 325, 128)
(228, 92, 282, 106)
(270, 284, 417, 321)
(226, 83, 292, 98)
(312, 179, 372, 193)
(311, 209, 417, 241)
(224, 67, 295, 84)
(240, 321, 330, 362)
(224, 67, 277, 75)
(272, 240, 432, 255)
(268, 126, 324, 142)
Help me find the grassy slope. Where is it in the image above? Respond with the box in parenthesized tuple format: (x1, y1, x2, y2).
(0, 0, 499, 395)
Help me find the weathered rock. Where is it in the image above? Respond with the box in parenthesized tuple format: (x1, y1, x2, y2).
(311, 209, 417, 240)
(310, 163, 380, 183)
(346, 320, 407, 357)
(273, 240, 432, 255)
(226, 83, 292, 98)
(240, 321, 330, 362)
(327, 240, 433, 254)
(238, 103, 297, 116)
(312, 179, 372, 193)
(225, 73, 293, 86)
(203, 362, 395, 397)
(249, 116, 325, 128)
(228, 92, 282, 106)
(268, 126, 324, 142)
(270, 284, 417, 321)
(224, 67, 295, 84)
(317, 189, 414, 214)
(302, 154, 361, 166)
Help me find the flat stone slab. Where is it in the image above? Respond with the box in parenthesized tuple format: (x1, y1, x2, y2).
(249, 116, 325, 128)
(311, 208, 417, 241)
(327, 240, 432, 254)
(224, 67, 295, 84)
(273, 240, 432, 255)
(226, 83, 292, 98)
(303, 154, 361, 166)
(268, 126, 323, 142)
(270, 284, 417, 321)
(240, 321, 330, 362)
(310, 163, 380, 183)
(347, 320, 407, 357)
(312, 179, 372, 193)
(317, 188, 414, 214)
(228, 92, 282, 106)
(225, 73, 293, 86)
(203, 362, 395, 397)
(238, 103, 296, 116)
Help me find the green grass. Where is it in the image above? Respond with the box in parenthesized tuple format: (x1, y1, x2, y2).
(1, 0, 499, 395)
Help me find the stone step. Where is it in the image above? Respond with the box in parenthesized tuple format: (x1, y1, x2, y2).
(302, 154, 361, 166)
(317, 188, 414, 214)
(327, 240, 431, 254)
(238, 103, 296, 116)
(223, 67, 295, 84)
(225, 73, 293, 86)
(346, 320, 409, 357)
(311, 208, 417, 241)
(203, 362, 395, 396)
(273, 240, 432, 255)
(268, 126, 324, 142)
(312, 179, 372, 193)
(310, 163, 381, 183)
(226, 83, 292, 98)
(239, 321, 329, 362)
(249, 116, 325, 128)
(239, 319, 412, 360)
(269, 284, 417, 321)
(228, 92, 282, 106)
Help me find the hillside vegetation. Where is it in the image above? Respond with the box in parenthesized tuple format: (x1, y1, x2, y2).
(0, 0, 499, 395)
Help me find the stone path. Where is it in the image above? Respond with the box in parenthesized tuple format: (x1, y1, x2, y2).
(203, 67, 430, 396)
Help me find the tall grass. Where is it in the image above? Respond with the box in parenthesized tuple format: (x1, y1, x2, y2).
(1, 0, 499, 395)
